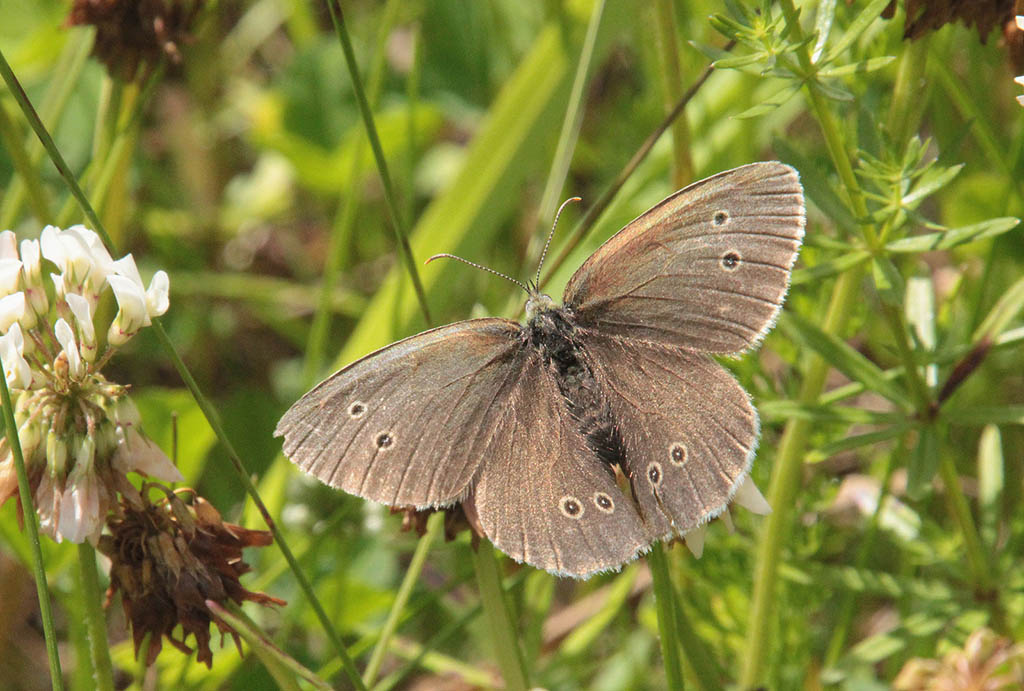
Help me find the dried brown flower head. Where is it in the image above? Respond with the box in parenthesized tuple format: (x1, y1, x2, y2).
(99, 486, 284, 667)
(66, 0, 204, 81)
(882, 0, 1016, 42)
(894, 628, 1024, 691)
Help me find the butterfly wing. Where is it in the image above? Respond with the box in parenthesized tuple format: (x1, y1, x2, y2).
(579, 332, 759, 537)
(275, 319, 526, 509)
(563, 162, 804, 355)
(472, 353, 650, 578)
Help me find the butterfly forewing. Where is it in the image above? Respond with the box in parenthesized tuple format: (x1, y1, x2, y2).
(275, 319, 523, 508)
(564, 162, 804, 355)
(472, 354, 650, 578)
(581, 333, 759, 536)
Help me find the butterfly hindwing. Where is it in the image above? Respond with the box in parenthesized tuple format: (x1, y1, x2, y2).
(275, 319, 524, 509)
(564, 162, 804, 355)
(580, 332, 759, 537)
(472, 353, 650, 578)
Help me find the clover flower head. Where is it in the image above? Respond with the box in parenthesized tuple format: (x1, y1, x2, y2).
(0, 225, 176, 544)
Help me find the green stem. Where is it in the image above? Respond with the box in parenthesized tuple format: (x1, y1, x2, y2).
(741, 266, 865, 687)
(77, 543, 115, 691)
(304, 0, 403, 386)
(672, 580, 724, 690)
(542, 44, 729, 288)
(472, 545, 529, 691)
(823, 435, 903, 667)
(937, 453, 1005, 631)
(537, 0, 605, 233)
(212, 601, 331, 690)
(0, 358, 64, 690)
(885, 38, 929, 148)
(879, 303, 931, 411)
(502, 0, 606, 318)
(654, 0, 692, 187)
(363, 512, 443, 687)
(325, 0, 432, 325)
(132, 634, 152, 690)
(647, 543, 685, 690)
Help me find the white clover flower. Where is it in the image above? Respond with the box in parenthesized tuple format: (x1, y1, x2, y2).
(108, 255, 170, 345)
(112, 429, 184, 483)
(1, 323, 34, 389)
(34, 470, 61, 540)
(19, 239, 48, 317)
(0, 230, 17, 259)
(41, 224, 114, 308)
(58, 437, 104, 544)
(54, 318, 84, 380)
(0, 258, 22, 296)
(65, 293, 97, 363)
(0, 292, 25, 333)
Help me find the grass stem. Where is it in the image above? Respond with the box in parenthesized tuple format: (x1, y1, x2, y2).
(0, 356, 64, 690)
(473, 544, 529, 691)
(647, 543, 685, 690)
(77, 543, 115, 691)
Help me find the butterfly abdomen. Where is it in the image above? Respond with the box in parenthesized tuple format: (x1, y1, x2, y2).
(528, 306, 625, 465)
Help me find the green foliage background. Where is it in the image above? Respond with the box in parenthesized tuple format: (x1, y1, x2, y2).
(0, 0, 1022, 689)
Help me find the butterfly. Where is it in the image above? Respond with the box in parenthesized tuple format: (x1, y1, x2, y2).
(276, 162, 804, 578)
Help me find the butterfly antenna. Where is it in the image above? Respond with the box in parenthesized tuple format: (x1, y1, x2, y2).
(535, 196, 582, 289)
(426, 253, 530, 294)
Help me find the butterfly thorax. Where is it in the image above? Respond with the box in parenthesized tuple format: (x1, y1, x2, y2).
(526, 301, 624, 464)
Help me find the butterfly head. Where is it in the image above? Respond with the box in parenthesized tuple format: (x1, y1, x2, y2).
(525, 291, 556, 320)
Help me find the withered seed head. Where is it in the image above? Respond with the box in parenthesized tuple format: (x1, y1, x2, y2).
(67, 0, 205, 81)
(100, 486, 283, 668)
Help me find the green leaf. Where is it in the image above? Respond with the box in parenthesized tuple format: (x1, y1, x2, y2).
(779, 311, 912, 409)
(689, 40, 734, 64)
(806, 424, 910, 463)
(708, 13, 750, 41)
(811, 0, 838, 63)
(817, 56, 895, 78)
(847, 631, 905, 664)
(713, 52, 771, 70)
(945, 405, 1024, 426)
(907, 425, 939, 500)
(759, 400, 904, 425)
(562, 566, 639, 655)
(886, 217, 1020, 252)
(791, 250, 869, 285)
(901, 162, 963, 208)
(905, 276, 937, 385)
(824, 0, 893, 62)
(733, 81, 802, 119)
(977, 425, 1003, 550)
(871, 255, 904, 307)
(972, 275, 1024, 342)
(811, 78, 854, 102)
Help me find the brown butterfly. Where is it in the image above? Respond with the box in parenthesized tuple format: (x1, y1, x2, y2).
(276, 162, 804, 577)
